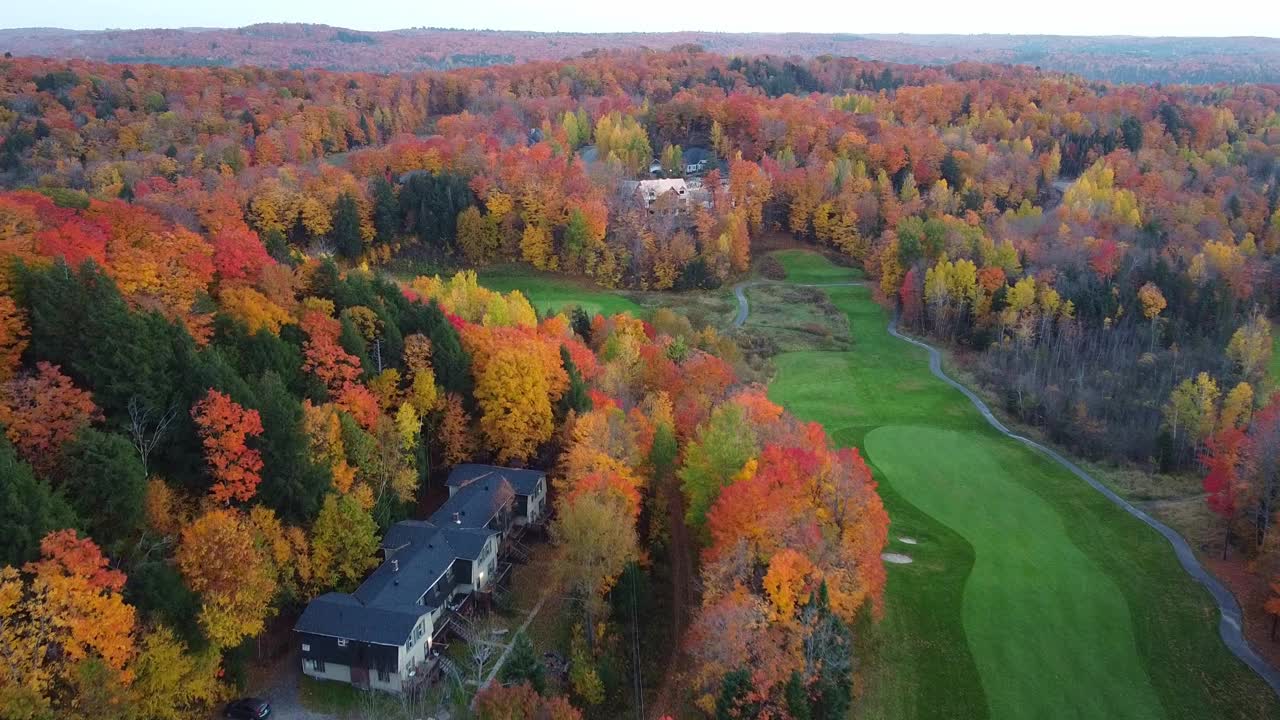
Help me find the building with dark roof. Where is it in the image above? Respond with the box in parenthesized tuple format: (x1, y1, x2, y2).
(294, 465, 545, 693)
(445, 464, 547, 527)
(682, 146, 714, 175)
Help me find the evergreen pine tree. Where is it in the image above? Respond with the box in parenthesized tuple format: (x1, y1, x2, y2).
(557, 346, 592, 417)
(499, 632, 545, 693)
(371, 176, 399, 246)
(60, 428, 146, 553)
(0, 437, 77, 566)
(253, 372, 330, 524)
(715, 669, 759, 720)
(419, 300, 472, 397)
(332, 192, 364, 259)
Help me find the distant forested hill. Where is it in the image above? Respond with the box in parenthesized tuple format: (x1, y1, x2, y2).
(1, 24, 1278, 83)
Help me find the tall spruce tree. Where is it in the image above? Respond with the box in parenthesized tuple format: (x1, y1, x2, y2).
(332, 192, 364, 259)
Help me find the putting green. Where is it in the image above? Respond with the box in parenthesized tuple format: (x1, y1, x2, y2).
(866, 426, 1161, 720)
(765, 250, 1278, 720)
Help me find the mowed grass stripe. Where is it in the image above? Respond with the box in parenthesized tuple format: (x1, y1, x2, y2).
(766, 250, 1280, 720)
(865, 426, 1161, 720)
(770, 309, 989, 718)
(843, 448, 987, 720)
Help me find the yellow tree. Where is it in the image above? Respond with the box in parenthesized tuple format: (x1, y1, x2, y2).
(1219, 382, 1254, 432)
(246, 506, 310, 601)
(1137, 282, 1167, 353)
(1162, 372, 1220, 450)
(400, 333, 440, 414)
(551, 487, 639, 649)
(175, 508, 276, 647)
(474, 344, 554, 464)
(457, 206, 501, 265)
(0, 531, 137, 714)
(302, 401, 356, 494)
(1226, 315, 1273, 380)
(520, 224, 557, 271)
(219, 286, 293, 335)
(127, 626, 227, 720)
(728, 159, 772, 232)
(438, 393, 477, 467)
(307, 493, 379, 595)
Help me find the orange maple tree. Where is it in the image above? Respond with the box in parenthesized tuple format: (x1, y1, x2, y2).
(175, 507, 277, 647)
(0, 530, 137, 710)
(474, 682, 582, 720)
(0, 361, 101, 475)
(191, 389, 265, 504)
(0, 296, 28, 382)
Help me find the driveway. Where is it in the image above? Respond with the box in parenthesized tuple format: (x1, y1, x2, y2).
(251, 650, 336, 720)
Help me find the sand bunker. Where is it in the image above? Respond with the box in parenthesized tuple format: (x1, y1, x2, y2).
(882, 552, 913, 564)
(898, 536, 918, 545)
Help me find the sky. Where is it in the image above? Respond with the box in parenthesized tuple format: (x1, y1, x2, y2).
(2, 0, 1277, 37)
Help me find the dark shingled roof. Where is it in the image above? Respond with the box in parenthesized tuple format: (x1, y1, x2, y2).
(294, 593, 425, 647)
(435, 475, 515, 527)
(446, 464, 544, 498)
(355, 522, 493, 608)
(683, 147, 713, 165)
(295, 518, 495, 643)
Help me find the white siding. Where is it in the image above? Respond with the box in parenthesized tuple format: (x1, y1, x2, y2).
(473, 536, 498, 588)
(529, 480, 545, 523)
(396, 616, 438, 689)
(368, 668, 402, 693)
(302, 659, 352, 684)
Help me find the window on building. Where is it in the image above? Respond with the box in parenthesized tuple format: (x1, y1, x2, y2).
(378, 668, 390, 683)
(312, 658, 325, 673)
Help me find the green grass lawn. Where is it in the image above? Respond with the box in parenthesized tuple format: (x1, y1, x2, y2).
(768, 249, 865, 284)
(299, 675, 406, 717)
(1269, 321, 1280, 392)
(765, 251, 1279, 720)
(476, 264, 644, 317)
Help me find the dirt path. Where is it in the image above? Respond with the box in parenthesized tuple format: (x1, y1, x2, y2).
(650, 478, 696, 718)
(479, 588, 553, 688)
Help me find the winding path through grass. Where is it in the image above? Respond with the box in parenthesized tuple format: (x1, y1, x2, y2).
(755, 249, 1280, 720)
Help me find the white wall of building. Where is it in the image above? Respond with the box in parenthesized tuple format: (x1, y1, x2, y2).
(302, 658, 352, 684)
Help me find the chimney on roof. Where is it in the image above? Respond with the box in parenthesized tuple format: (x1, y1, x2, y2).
(452, 512, 461, 525)
(391, 559, 399, 573)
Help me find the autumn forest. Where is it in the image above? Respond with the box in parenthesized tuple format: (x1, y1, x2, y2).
(0, 28, 1279, 720)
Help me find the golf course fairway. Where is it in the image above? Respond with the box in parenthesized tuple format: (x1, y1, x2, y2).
(764, 250, 1279, 720)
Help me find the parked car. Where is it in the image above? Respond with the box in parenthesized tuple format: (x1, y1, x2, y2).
(224, 698, 271, 719)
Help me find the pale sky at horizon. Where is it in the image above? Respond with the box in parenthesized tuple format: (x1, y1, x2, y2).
(2, 0, 1278, 37)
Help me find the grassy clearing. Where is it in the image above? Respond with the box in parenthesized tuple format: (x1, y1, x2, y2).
(737, 283, 852, 353)
(506, 544, 572, 655)
(477, 264, 644, 317)
(1270, 322, 1280, 391)
(765, 251, 1279, 720)
(768, 248, 865, 284)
